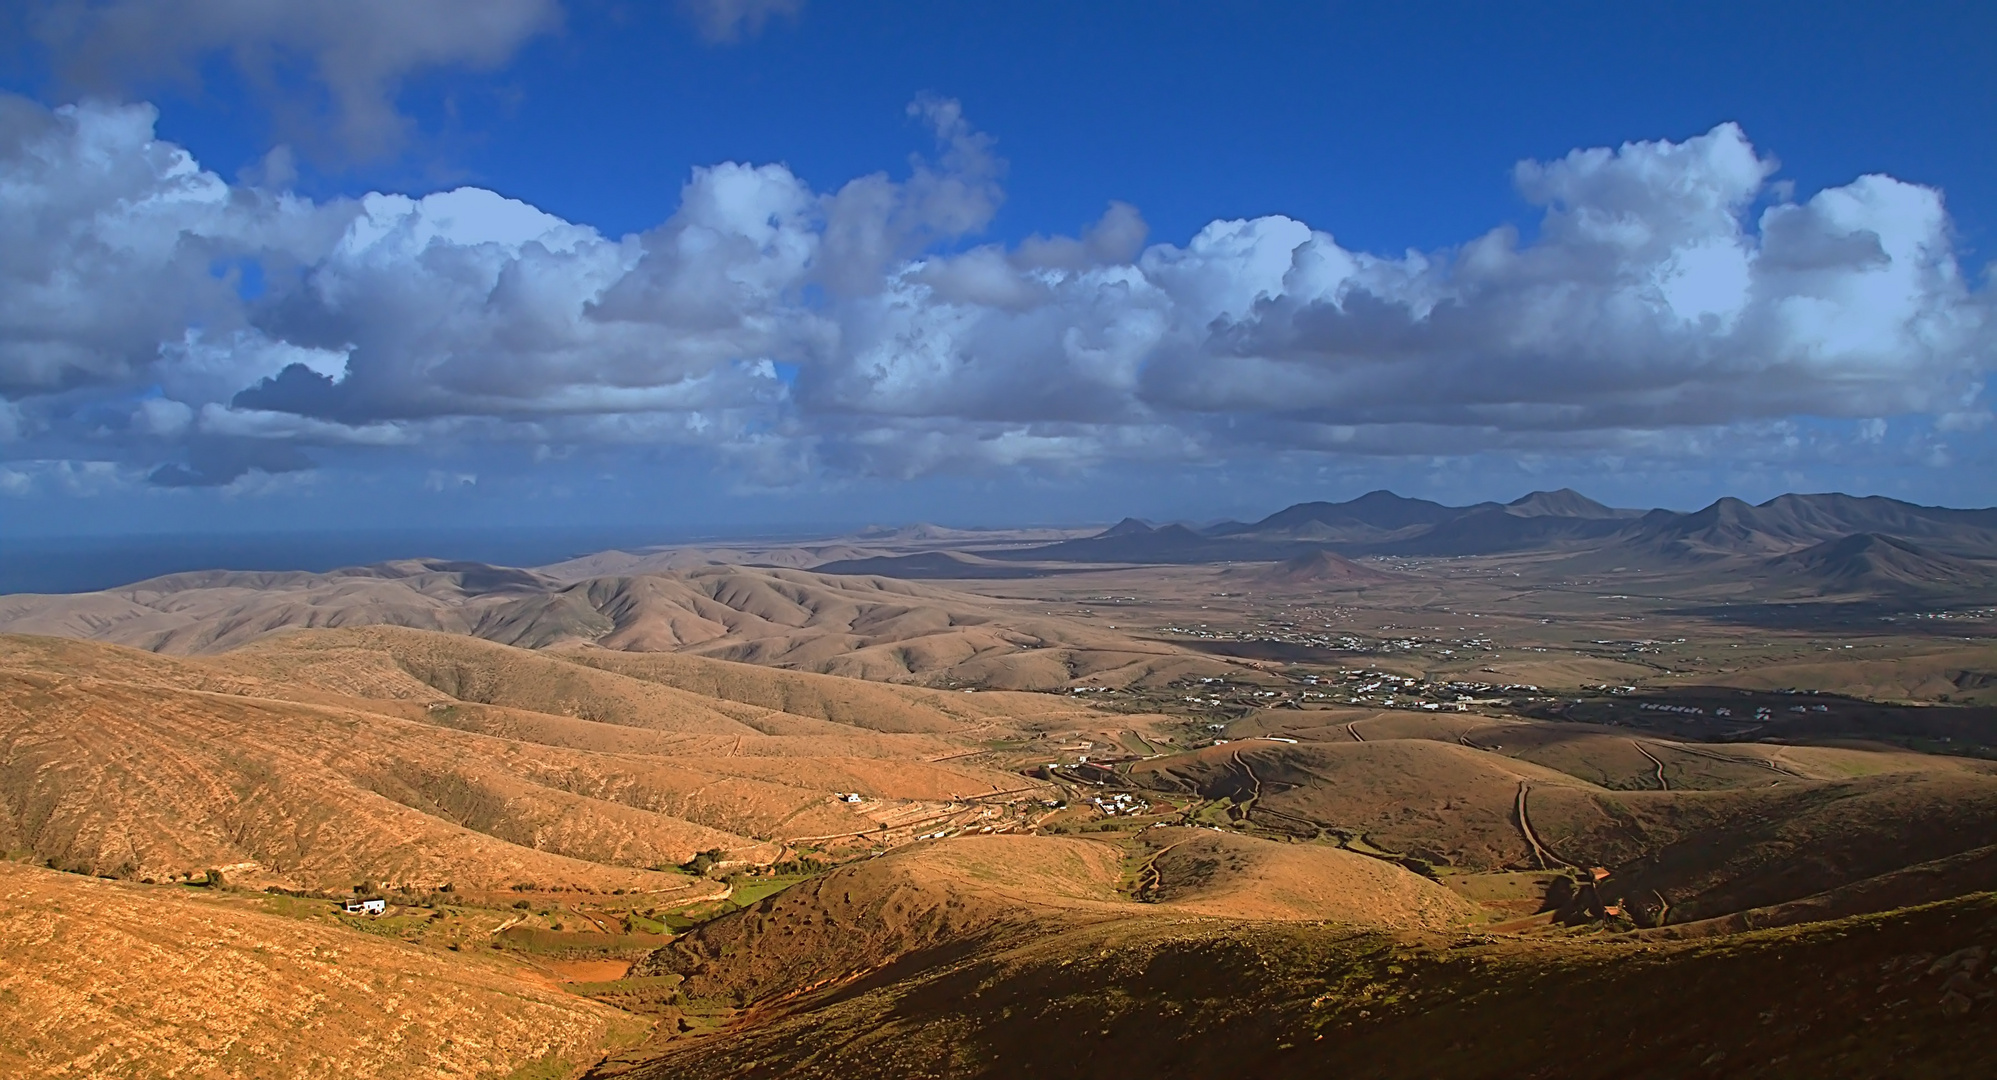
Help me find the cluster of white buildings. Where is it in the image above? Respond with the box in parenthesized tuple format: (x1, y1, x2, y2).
(1090, 793, 1150, 816)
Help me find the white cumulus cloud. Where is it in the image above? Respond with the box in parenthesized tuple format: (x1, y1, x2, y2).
(0, 98, 1988, 492)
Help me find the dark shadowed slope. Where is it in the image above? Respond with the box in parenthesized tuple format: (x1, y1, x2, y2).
(597, 875, 1997, 1080)
(1619, 495, 1997, 561)
(1384, 503, 1630, 555)
(1502, 488, 1636, 518)
(1761, 533, 1997, 595)
(1210, 489, 1469, 541)
(1097, 516, 1159, 538)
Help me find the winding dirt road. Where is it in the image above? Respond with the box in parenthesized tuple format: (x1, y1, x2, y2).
(1231, 750, 1264, 819)
(1514, 781, 1572, 870)
(1632, 740, 1670, 791)
(1134, 839, 1190, 902)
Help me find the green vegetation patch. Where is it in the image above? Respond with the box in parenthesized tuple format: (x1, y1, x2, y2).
(496, 926, 673, 955)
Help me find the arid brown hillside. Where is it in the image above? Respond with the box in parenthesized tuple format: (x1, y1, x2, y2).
(561, 569, 1218, 688)
(6, 506, 1997, 1080)
(0, 563, 1233, 689)
(1135, 740, 1600, 868)
(0, 559, 561, 653)
(596, 891, 1997, 1080)
(1250, 549, 1402, 587)
(0, 861, 643, 1080)
(1132, 732, 1997, 932)
(635, 832, 1471, 1012)
(1135, 827, 1474, 926)
(0, 630, 1063, 893)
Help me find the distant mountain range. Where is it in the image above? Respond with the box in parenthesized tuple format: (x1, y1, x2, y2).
(1619, 494, 1997, 561)
(6, 490, 1992, 610)
(814, 488, 1997, 597)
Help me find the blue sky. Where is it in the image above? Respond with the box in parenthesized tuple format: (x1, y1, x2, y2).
(2, 0, 1993, 537)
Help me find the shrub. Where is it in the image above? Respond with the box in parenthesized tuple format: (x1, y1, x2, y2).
(680, 848, 729, 876)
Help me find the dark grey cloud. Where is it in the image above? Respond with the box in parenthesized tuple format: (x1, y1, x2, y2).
(22, 0, 809, 157)
(25, 0, 560, 156)
(148, 437, 312, 487)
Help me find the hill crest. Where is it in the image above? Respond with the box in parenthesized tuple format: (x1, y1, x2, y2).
(1764, 532, 1997, 593)
(1253, 549, 1400, 586)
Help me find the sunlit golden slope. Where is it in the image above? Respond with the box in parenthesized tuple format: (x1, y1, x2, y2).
(0, 630, 1054, 893)
(0, 861, 642, 1080)
(636, 832, 1471, 1012)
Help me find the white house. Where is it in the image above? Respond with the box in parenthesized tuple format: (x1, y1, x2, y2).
(343, 898, 387, 915)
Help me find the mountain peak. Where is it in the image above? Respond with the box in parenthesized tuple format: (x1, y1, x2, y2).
(1096, 517, 1156, 538)
(1764, 531, 1990, 592)
(1504, 488, 1616, 518)
(1246, 491, 1461, 536)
